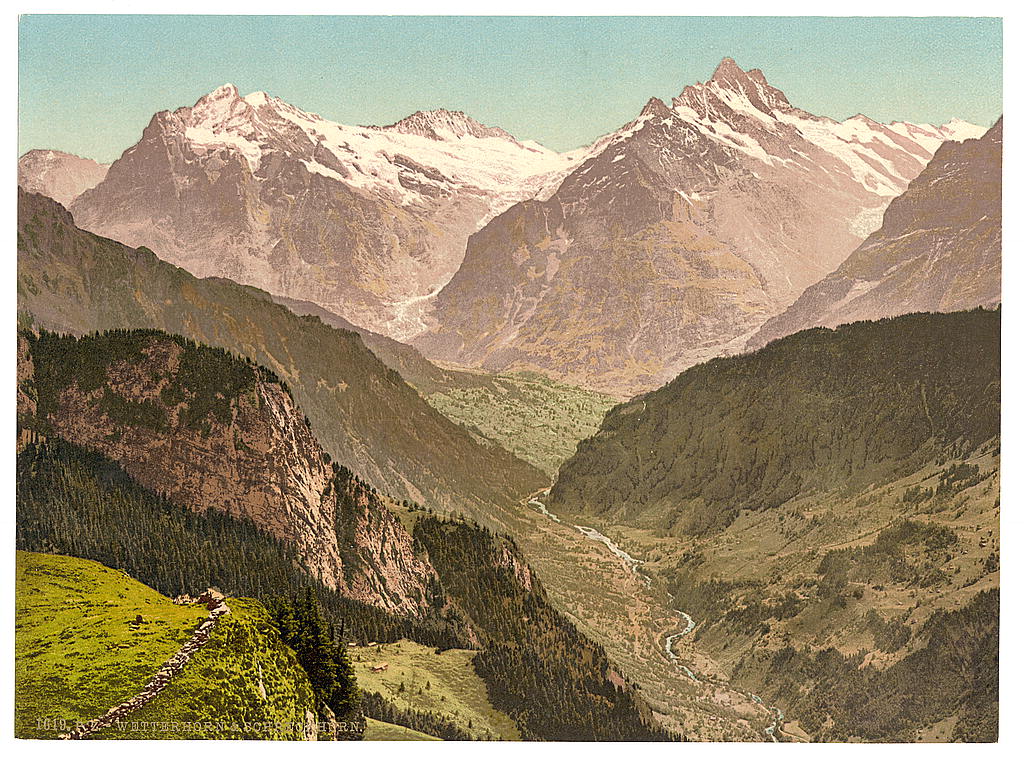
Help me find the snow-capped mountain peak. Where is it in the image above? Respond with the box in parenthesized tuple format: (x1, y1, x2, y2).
(415, 58, 990, 394)
(70, 84, 589, 338)
(243, 90, 271, 107)
(379, 109, 518, 143)
(164, 84, 579, 209)
(191, 83, 248, 123)
(676, 56, 798, 123)
(940, 117, 988, 140)
(662, 58, 986, 200)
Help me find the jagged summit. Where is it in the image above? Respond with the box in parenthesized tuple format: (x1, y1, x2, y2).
(380, 108, 518, 142)
(707, 57, 779, 97)
(639, 96, 671, 118)
(673, 56, 796, 121)
(191, 83, 245, 113)
(186, 83, 257, 133)
(709, 56, 747, 85)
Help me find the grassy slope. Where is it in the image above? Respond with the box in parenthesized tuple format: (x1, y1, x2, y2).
(427, 371, 619, 477)
(15, 552, 317, 740)
(15, 551, 205, 738)
(363, 718, 440, 740)
(96, 598, 318, 740)
(350, 639, 521, 741)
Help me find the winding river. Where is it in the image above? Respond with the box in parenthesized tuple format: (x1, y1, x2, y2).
(528, 492, 785, 742)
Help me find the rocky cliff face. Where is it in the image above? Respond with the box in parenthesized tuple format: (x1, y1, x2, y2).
(18, 150, 109, 207)
(748, 118, 1002, 350)
(414, 58, 985, 395)
(68, 85, 580, 337)
(18, 330, 441, 617)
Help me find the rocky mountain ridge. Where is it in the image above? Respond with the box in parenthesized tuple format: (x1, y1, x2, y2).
(413, 57, 986, 394)
(748, 118, 1002, 349)
(18, 329, 442, 616)
(69, 84, 584, 337)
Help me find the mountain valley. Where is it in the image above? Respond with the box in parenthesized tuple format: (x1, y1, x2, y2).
(15, 41, 1001, 744)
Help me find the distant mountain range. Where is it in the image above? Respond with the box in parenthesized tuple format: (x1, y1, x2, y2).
(748, 118, 1002, 349)
(18, 59, 989, 394)
(17, 149, 109, 207)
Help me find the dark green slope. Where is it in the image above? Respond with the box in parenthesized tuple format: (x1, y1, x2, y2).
(17, 188, 546, 518)
(413, 516, 673, 741)
(269, 292, 481, 397)
(550, 308, 1000, 535)
(734, 588, 998, 742)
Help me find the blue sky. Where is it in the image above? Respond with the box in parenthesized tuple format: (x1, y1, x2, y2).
(19, 15, 1002, 161)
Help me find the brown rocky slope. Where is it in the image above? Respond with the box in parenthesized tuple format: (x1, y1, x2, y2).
(748, 118, 1002, 350)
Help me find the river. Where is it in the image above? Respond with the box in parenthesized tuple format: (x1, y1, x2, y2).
(528, 491, 785, 742)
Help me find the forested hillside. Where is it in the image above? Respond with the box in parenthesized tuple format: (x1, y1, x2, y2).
(16, 438, 468, 647)
(17, 436, 667, 741)
(413, 516, 674, 741)
(545, 308, 999, 742)
(551, 308, 1000, 535)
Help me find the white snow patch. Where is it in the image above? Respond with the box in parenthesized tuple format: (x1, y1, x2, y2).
(179, 87, 585, 207)
(183, 126, 263, 172)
